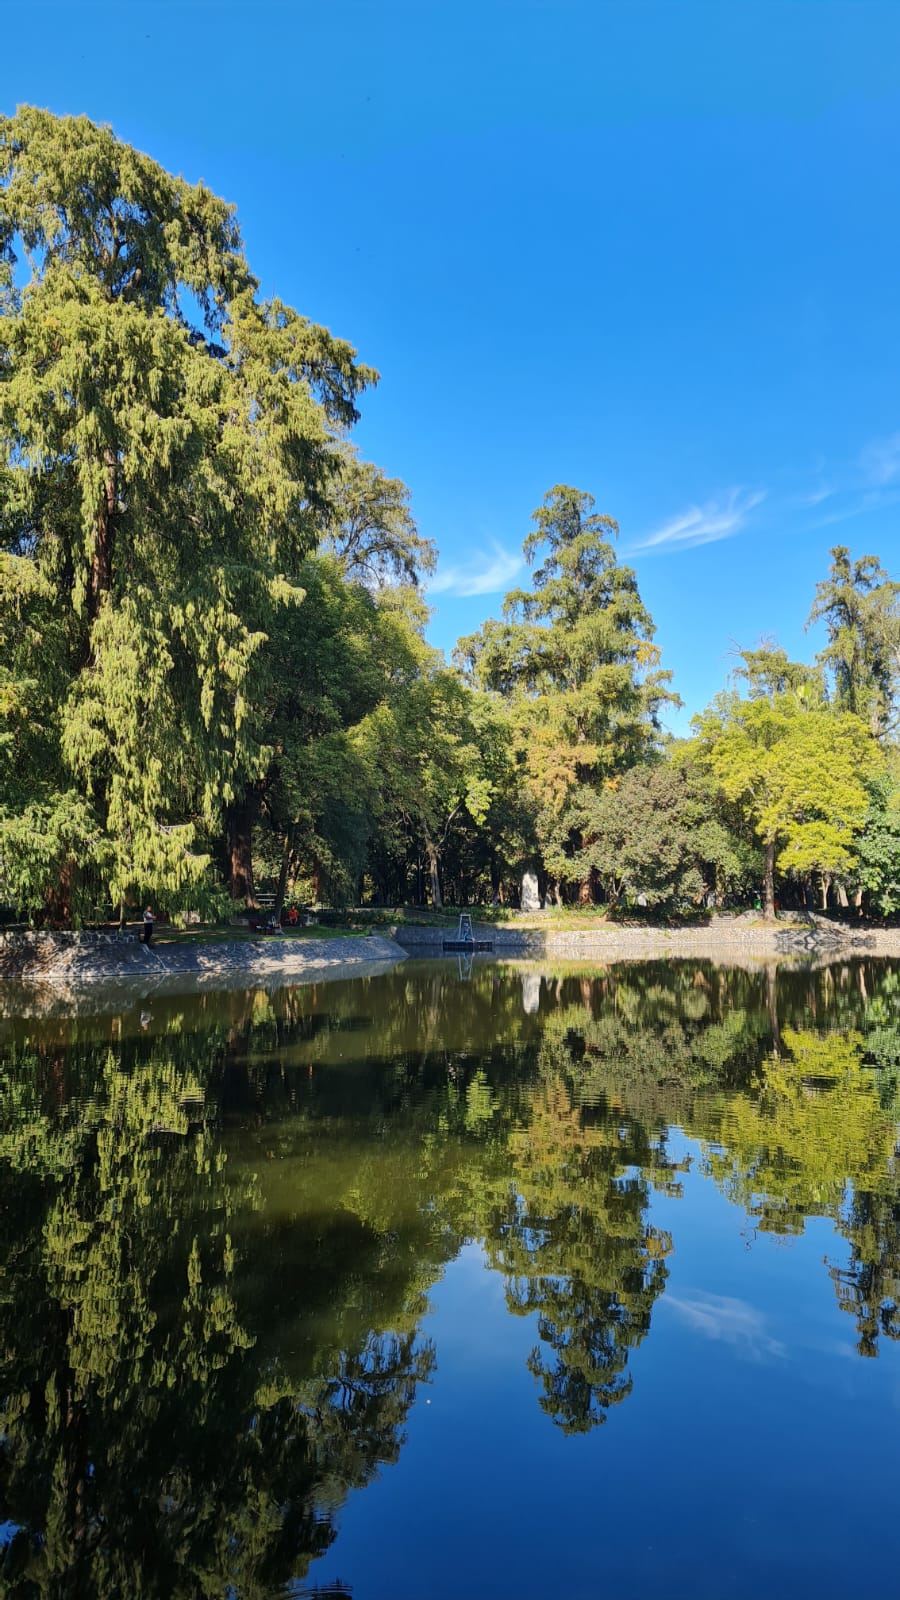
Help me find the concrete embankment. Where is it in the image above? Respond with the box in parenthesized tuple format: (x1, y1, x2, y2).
(2, 913, 898, 1010)
(0, 929, 406, 991)
(391, 912, 900, 964)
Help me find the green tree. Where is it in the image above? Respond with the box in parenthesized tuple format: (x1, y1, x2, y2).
(254, 554, 427, 908)
(572, 757, 759, 909)
(0, 107, 373, 920)
(359, 657, 495, 906)
(855, 763, 900, 916)
(434, 694, 530, 905)
(808, 545, 900, 739)
(694, 662, 880, 916)
(457, 485, 676, 900)
(0, 552, 106, 919)
(322, 445, 436, 590)
(222, 456, 435, 907)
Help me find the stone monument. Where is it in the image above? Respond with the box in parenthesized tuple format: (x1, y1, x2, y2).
(521, 870, 541, 912)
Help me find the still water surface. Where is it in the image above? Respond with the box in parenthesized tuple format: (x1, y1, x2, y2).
(2, 959, 900, 1597)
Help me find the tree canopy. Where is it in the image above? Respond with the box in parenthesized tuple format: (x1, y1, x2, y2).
(808, 545, 900, 739)
(693, 655, 882, 916)
(0, 107, 376, 919)
(457, 486, 677, 900)
(1, 109, 899, 923)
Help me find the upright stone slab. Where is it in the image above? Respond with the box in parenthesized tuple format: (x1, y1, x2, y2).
(521, 871, 541, 912)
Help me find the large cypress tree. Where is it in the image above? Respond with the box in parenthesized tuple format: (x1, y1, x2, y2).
(807, 545, 900, 741)
(456, 485, 676, 900)
(0, 107, 374, 919)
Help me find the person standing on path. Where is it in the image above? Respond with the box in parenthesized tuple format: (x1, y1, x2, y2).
(142, 906, 155, 946)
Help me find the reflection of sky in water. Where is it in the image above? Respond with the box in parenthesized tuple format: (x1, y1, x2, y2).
(666, 1290, 786, 1360)
(310, 1126, 900, 1600)
(4, 960, 900, 1598)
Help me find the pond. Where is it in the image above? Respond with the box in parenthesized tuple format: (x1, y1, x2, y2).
(1, 958, 900, 1597)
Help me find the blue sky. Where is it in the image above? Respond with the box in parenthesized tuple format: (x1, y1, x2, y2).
(4, 0, 900, 732)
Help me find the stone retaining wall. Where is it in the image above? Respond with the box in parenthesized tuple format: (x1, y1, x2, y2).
(0, 930, 405, 986)
(4, 915, 899, 991)
(392, 913, 900, 963)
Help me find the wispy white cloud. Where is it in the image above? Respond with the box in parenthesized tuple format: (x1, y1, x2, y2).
(861, 431, 900, 486)
(634, 488, 766, 553)
(794, 429, 900, 529)
(803, 486, 900, 533)
(429, 541, 522, 598)
(795, 484, 834, 508)
(667, 1291, 784, 1361)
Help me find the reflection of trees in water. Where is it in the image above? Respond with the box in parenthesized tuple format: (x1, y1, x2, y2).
(694, 1028, 898, 1230)
(0, 1033, 433, 1596)
(531, 965, 900, 1362)
(484, 1083, 676, 1432)
(830, 1188, 900, 1358)
(4, 957, 900, 1588)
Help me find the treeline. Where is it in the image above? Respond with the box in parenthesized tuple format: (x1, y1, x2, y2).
(1, 109, 899, 924)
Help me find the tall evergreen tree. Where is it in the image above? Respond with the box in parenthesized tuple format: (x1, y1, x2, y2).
(323, 445, 436, 591)
(808, 545, 900, 739)
(457, 485, 676, 899)
(0, 108, 374, 918)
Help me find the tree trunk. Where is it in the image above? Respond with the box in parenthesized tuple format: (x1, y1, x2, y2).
(763, 839, 776, 919)
(225, 794, 256, 904)
(274, 832, 292, 921)
(820, 872, 831, 911)
(44, 858, 75, 927)
(425, 837, 442, 908)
